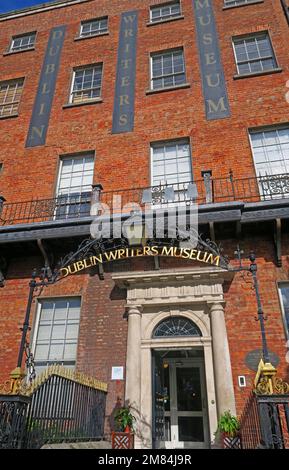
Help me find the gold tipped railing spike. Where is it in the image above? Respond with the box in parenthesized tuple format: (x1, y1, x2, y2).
(254, 358, 289, 395)
(0, 364, 107, 396)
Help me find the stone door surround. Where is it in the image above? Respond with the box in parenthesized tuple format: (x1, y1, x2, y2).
(113, 267, 236, 449)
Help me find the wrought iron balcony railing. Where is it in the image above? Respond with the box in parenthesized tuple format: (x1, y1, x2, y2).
(0, 172, 289, 227)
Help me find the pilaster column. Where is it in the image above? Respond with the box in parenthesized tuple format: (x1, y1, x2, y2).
(125, 305, 142, 447)
(209, 302, 236, 417)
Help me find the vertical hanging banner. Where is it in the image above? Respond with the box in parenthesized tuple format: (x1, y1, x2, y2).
(26, 25, 66, 148)
(112, 11, 138, 134)
(192, 0, 230, 120)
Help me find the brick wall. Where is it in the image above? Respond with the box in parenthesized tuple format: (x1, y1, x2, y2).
(0, 0, 289, 436)
(0, 0, 288, 203)
(1, 234, 289, 423)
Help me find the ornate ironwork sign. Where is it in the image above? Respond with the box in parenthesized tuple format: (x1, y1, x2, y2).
(60, 245, 223, 278)
(25, 26, 66, 147)
(192, 0, 230, 120)
(112, 11, 138, 133)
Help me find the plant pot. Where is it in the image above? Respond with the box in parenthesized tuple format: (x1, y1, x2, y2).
(111, 431, 134, 449)
(221, 432, 241, 449)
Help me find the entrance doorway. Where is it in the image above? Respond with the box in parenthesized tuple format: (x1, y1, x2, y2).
(152, 349, 209, 449)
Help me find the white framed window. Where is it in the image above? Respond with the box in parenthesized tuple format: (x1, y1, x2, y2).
(56, 153, 94, 219)
(32, 298, 81, 375)
(150, 48, 186, 90)
(80, 17, 108, 37)
(233, 32, 277, 75)
(151, 139, 192, 186)
(70, 64, 103, 104)
(224, 0, 261, 7)
(10, 32, 36, 52)
(278, 283, 289, 339)
(249, 126, 289, 177)
(150, 1, 181, 22)
(0, 78, 24, 118)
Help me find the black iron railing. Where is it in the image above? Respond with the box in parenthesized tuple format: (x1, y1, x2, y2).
(25, 373, 107, 448)
(1, 173, 289, 226)
(240, 393, 289, 449)
(0, 368, 107, 449)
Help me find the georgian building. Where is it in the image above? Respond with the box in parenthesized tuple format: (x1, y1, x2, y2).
(0, 0, 289, 449)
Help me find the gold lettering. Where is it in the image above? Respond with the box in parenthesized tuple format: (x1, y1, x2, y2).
(207, 97, 227, 113)
(143, 246, 151, 256)
(189, 249, 198, 260)
(42, 82, 50, 94)
(203, 33, 213, 45)
(174, 247, 182, 257)
(161, 247, 174, 257)
(45, 63, 56, 74)
(60, 267, 69, 278)
(120, 95, 130, 106)
(76, 261, 85, 272)
(206, 73, 221, 87)
(205, 53, 216, 66)
(196, 0, 210, 9)
(205, 254, 220, 265)
(124, 43, 130, 53)
(118, 249, 126, 258)
(121, 76, 130, 87)
(31, 126, 45, 139)
(198, 15, 211, 26)
(52, 30, 63, 40)
(197, 251, 207, 263)
(104, 251, 118, 261)
(150, 246, 159, 255)
(180, 248, 191, 259)
(119, 114, 128, 126)
(124, 29, 133, 38)
(49, 45, 60, 56)
(38, 103, 45, 116)
(121, 59, 132, 69)
(91, 255, 103, 264)
(136, 248, 143, 257)
(83, 259, 92, 269)
(68, 263, 78, 275)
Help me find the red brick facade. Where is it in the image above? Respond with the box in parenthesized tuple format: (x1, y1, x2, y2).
(0, 0, 289, 446)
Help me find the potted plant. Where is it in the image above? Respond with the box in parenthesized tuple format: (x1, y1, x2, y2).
(216, 410, 241, 449)
(111, 406, 136, 449)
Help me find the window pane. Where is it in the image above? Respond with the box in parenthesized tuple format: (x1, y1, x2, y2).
(34, 298, 81, 368)
(234, 33, 277, 76)
(151, 49, 185, 89)
(71, 65, 102, 103)
(81, 17, 108, 36)
(151, 140, 192, 187)
(250, 127, 289, 177)
(150, 2, 181, 22)
(0, 79, 24, 117)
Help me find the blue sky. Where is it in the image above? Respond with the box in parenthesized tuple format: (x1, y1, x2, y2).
(0, 0, 59, 13)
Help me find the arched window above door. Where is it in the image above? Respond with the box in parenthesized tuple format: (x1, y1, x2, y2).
(153, 316, 202, 338)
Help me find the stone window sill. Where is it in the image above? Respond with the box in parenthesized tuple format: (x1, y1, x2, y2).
(146, 83, 190, 95)
(223, 0, 264, 10)
(63, 99, 103, 109)
(0, 113, 18, 120)
(233, 68, 282, 80)
(74, 32, 109, 41)
(3, 47, 35, 56)
(146, 15, 184, 27)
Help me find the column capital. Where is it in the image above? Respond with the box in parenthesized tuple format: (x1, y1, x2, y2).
(208, 301, 226, 313)
(126, 304, 143, 316)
